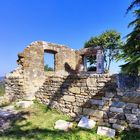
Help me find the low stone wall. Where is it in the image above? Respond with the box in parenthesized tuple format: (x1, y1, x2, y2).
(5, 71, 140, 131)
(35, 73, 140, 131)
(5, 68, 25, 101)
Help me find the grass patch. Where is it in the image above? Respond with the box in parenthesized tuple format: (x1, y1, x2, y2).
(0, 101, 140, 140)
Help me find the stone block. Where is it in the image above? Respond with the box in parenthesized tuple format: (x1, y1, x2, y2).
(98, 83, 105, 87)
(105, 92, 115, 98)
(69, 87, 80, 94)
(111, 101, 126, 108)
(126, 103, 138, 109)
(83, 108, 94, 116)
(102, 97, 112, 101)
(0, 110, 13, 117)
(76, 102, 84, 107)
(16, 101, 34, 108)
(73, 107, 82, 113)
(112, 98, 120, 102)
(109, 118, 117, 123)
(108, 112, 125, 120)
(90, 99, 105, 106)
(110, 107, 123, 113)
(78, 116, 96, 129)
(122, 92, 140, 104)
(97, 78, 107, 82)
(69, 112, 76, 117)
(76, 98, 84, 103)
(81, 83, 87, 86)
(54, 120, 73, 131)
(117, 91, 124, 96)
(63, 95, 75, 102)
(87, 78, 97, 86)
(124, 109, 131, 114)
(112, 124, 125, 131)
(132, 108, 140, 115)
(80, 87, 86, 92)
(97, 126, 115, 138)
(99, 105, 109, 111)
(90, 116, 103, 122)
(117, 120, 127, 126)
(125, 114, 138, 123)
(83, 108, 104, 118)
(62, 108, 70, 113)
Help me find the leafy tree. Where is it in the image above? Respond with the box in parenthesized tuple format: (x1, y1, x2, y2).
(118, 0, 140, 75)
(84, 30, 122, 72)
(44, 64, 53, 71)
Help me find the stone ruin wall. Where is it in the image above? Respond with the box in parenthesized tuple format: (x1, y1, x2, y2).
(5, 68, 24, 101)
(5, 41, 77, 101)
(35, 74, 140, 131)
(5, 41, 140, 131)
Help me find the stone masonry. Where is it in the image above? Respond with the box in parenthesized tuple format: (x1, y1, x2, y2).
(35, 73, 140, 131)
(4, 41, 140, 131)
(5, 41, 102, 101)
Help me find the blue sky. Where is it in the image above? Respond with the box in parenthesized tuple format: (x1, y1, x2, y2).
(0, 0, 134, 76)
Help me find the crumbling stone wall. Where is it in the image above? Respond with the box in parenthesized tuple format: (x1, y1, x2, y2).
(43, 42, 77, 72)
(5, 68, 24, 101)
(5, 40, 140, 131)
(17, 42, 45, 99)
(6, 41, 101, 100)
(6, 41, 77, 100)
(36, 73, 140, 131)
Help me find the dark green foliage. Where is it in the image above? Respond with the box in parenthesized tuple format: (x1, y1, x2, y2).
(118, 0, 140, 75)
(86, 55, 96, 66)
(126, 0, 140, 14)
(44, 64, 53, 71)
